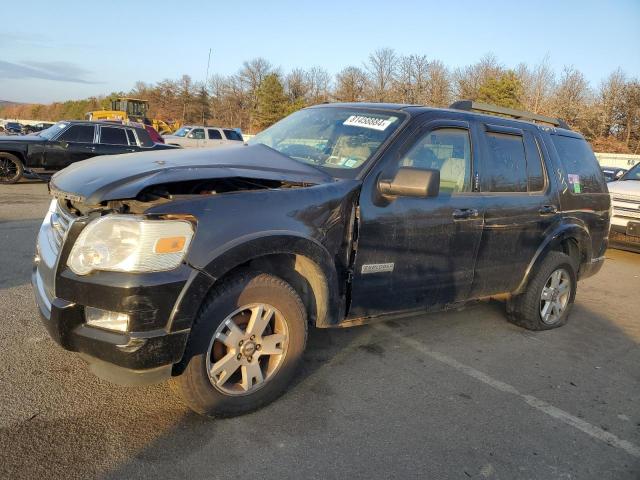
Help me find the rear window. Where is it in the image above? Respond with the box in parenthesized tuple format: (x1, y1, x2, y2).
(551, 135, 605, 194)
(224, 129, 243, 141)
(100, 127, 128, 145)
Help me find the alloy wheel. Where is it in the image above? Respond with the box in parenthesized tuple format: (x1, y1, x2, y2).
(539, 268, 572, 325)
(0, 157, 19, 183)
(206, 303, 289, 395)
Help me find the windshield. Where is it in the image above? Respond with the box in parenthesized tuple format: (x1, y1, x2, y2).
(172, 126, 193, 137)
(619, 163, 640, 181)
(248, 107, 405, 177)
(38, 122, 69, 140)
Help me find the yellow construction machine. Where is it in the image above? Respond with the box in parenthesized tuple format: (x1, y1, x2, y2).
(86, 97, 180, 135)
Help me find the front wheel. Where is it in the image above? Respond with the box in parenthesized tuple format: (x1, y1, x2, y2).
(170, 271, 307, 417)
(507, 251, 577, 330)
(0, 153, 24, 184)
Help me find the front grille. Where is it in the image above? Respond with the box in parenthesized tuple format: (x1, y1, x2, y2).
(48, 200, 76, 255)
(613, 207, 640, 219)
(611, 194, 640, 220)
(612, 194, 640, 204)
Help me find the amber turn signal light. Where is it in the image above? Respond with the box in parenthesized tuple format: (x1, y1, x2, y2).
(154, 236, 187, 254)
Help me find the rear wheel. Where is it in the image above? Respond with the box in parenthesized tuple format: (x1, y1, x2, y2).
(170, 271, 307, 417)
(507, 251, 577, 330)
(0, 153, 24, 184)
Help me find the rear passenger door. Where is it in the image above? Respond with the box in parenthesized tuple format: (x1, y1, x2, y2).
(206, 128, 224, 147)
(469, 123, 559, 297)
(96, 125, 137, 156)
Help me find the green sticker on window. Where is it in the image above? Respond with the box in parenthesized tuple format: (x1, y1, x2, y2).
(573, 183, 581, 193)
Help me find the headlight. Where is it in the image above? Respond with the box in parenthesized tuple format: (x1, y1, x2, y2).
(68, 215, 194, 275)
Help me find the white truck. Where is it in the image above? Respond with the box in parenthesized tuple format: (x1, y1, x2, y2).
(163, 126, 244, 148)
(608, 162, 640, 252)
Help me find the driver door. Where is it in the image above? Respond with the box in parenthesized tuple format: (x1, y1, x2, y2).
(44, 124, 96, 168)
(187, 128, 206, 148)
(347, 120, 485, 319)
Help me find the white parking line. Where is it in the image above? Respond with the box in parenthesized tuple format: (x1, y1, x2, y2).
(374, 323, 640, 459)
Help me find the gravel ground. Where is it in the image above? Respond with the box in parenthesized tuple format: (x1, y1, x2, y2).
(0, 182, 638, 479)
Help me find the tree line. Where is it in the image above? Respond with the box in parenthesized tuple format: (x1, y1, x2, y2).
(2, 49, 639, 153)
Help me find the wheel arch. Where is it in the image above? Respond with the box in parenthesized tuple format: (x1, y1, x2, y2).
(0, 149, 26, 164)
(197, 233, 343, 329)
(514, 223, 592, 294)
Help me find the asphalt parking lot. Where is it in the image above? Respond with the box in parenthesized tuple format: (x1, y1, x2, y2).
(1, 182, 639, 479)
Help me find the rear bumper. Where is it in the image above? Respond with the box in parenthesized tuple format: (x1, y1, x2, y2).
(32, 266, 191, 386)
(609, 225, 640, 253)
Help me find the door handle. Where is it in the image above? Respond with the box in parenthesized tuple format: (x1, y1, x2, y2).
(539, 205, 558, 215)
(452, 208, 479, 220)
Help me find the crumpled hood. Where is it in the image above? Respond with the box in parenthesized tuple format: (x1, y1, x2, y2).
(607, 179, 640, 198)
(50, 143, 332, 204)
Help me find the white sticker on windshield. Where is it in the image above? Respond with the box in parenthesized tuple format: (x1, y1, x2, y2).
(343, 115, 394, 131)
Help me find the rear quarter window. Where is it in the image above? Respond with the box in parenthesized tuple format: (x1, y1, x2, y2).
(136, 128, 154, 147)
(551, 135, 605, 194)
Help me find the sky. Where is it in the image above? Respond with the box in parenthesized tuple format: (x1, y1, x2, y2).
(1, 0, 639, 104)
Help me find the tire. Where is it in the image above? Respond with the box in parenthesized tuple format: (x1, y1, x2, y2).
(507, 251, 577, 331)
(0, 153, 24, 184)
(170, 271, 307, 417)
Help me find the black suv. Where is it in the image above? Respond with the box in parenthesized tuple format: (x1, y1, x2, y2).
(32, 101, 610, 417)
(0, 120, 176, 183)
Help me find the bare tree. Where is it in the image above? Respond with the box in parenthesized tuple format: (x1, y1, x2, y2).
(285, 68, 309, 104)
(305, 66, 331, 105)
(334, 66, 368, 102)
(365, 48, 398, 102)
(394, 54, 429, 103)
(517, 54, 555, 114)
(424, 60, 451, 107)
(552, 66, 592, 129)
(452, 53, 503, 100)
(597, 68, 627, 137)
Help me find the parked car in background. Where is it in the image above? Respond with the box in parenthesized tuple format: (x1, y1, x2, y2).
(23, 122, 55, 134)
(601, 165, 627, 182)
(607, 162, 640, 252)
(4, 122, 23, 135)
(0, 120, 177, 183)
(163, 125, 244, 148)
(33, 101, 609, 417)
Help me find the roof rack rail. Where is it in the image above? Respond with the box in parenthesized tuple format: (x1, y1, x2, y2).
(449, 100, 570, 130)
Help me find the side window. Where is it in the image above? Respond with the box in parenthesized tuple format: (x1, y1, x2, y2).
(136, 128, 154, 147)
(100, 127, 128, 145)
(224, 129, 243, 141)
(58, 125, 95, 143)
(188, 128, 205, 139)
(208, 129, 222, 140)
(397, 128, 471, 194)
(484, 132, 527, 192)
(526, 136, 545, 192)
(551, 134, 605, 194)
(125, 129, 137, 146)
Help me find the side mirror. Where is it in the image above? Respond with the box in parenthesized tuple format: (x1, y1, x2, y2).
(378, 167, 440, 198)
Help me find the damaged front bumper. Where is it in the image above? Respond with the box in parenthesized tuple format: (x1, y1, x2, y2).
(31, 200, 209, 386)
(32, 264, 192, 385)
